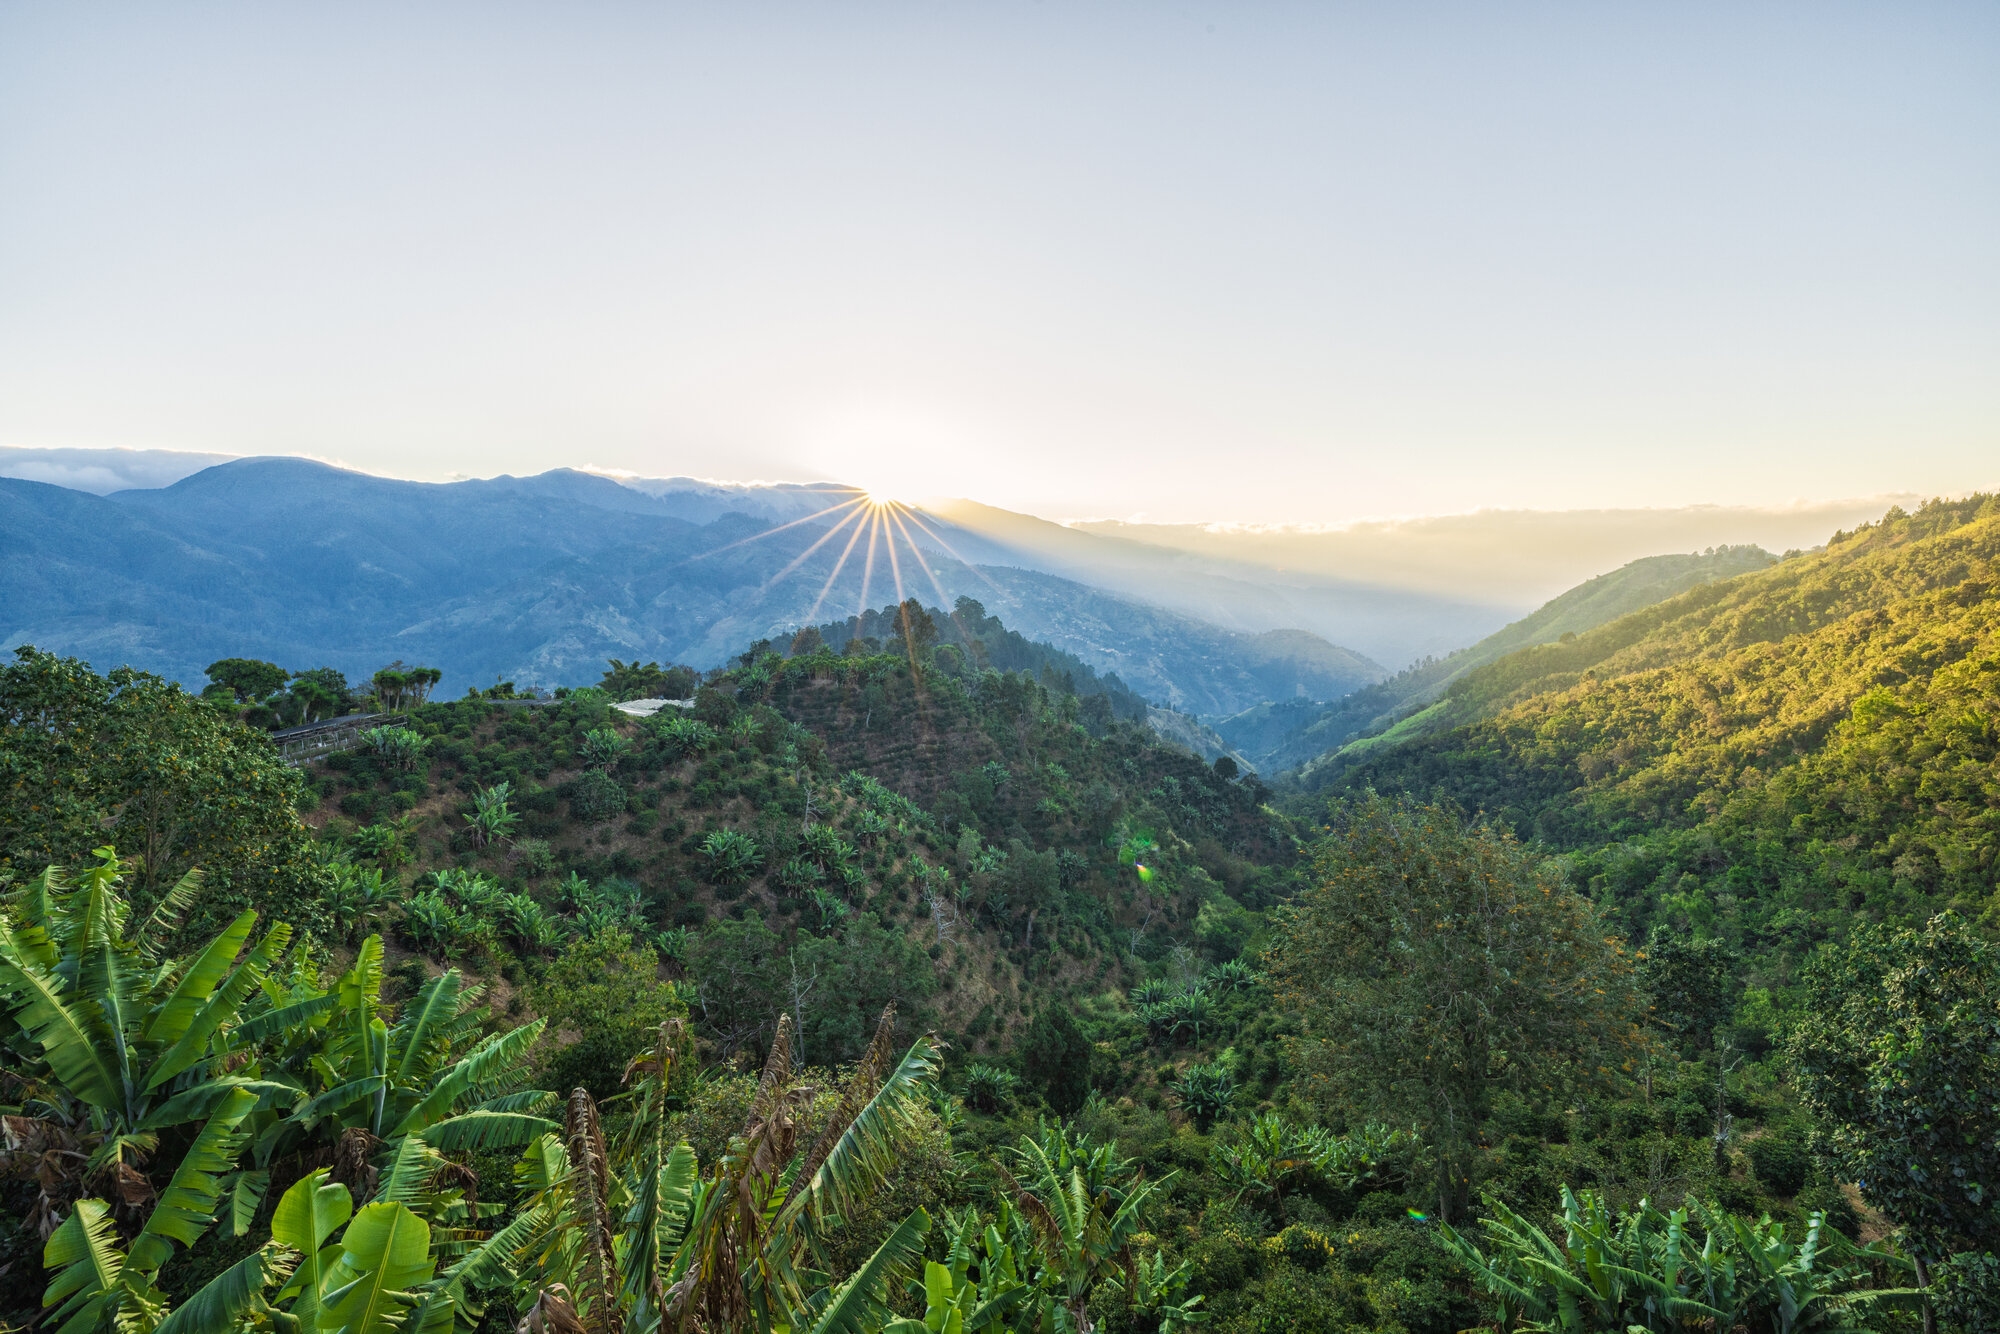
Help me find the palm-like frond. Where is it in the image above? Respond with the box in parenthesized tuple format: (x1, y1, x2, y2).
(317, 1201, 437, 1334)
(128, 1086, 257, 1270)
(390, 1020, 547, 1139)
(230, 992, 340, 1044)
(805, 1209, 931, 1334)
(138, 907, 254, 1053)
(782, 1024, 940, 1229)
(0, 955, 122, 1110)
(131, 867, 207, 961)
(152, 1242, 297, 1334)
(146, 920, 293, 1090)
(41, 1198, 126, 1334)
(389, 971, 465, 1084)
(421, 1110, 561, 1152)
(272, 1169, 356, 1334)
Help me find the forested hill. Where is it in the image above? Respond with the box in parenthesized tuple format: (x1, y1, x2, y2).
(1320, 494, 2000, 961)
(1219, 544, 1776, 772)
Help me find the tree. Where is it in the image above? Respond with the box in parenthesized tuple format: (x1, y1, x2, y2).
(789, 626, 825, 657)
(1020, 1005, 1092, 1116)
(204, 658, 289, 705)
(896, 600, 938, 659)
(1636, 924, 1737, 1055)
(1787, 912, 2000, 1332)
(1266, 795, 1641, 1221)
(689, 915, 789, 1057)
(2, 648, 329, 940)
(600, 658, 696, 702)
(1212, 755, 1239, 781)
(791, 913, 937, 1066)
(286, 666, 353, 723)
(533, 927, 689, 1104)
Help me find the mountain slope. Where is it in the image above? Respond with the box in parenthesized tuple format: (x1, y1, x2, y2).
(1216, 545, 1777, 772)
(1319, 496, 2000, 958)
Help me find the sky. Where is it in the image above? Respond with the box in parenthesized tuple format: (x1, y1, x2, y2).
(2, 2, 1995, 525)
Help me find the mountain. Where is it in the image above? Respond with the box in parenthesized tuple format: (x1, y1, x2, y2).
(1216, 545, 1778, 773)
(1070, 498, 1908, 608)
(1314, 495, 2000, 958)
(926, 497, 1507, 666)
(0, 457, 1379, 714)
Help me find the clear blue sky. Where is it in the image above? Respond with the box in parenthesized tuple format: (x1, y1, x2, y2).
(2, 2, 1994, 523)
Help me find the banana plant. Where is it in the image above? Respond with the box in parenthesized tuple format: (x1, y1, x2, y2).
(0, 851, 295, 1220)
(510, 1007, 944, 1334)
(39, 1086, 297, 1334)
(884, 1207, 1056, 1334)
(994, 1129, 1171, 1334)
(241, 935, 556, 1180)
(1437, 1186, 1922, 1333)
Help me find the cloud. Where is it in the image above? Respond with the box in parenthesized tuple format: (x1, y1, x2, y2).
(0, 446, 238, 494)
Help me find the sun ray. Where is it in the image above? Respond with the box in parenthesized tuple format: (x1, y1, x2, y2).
(855, 506, 884, 619)
(804, 504, 873, 625)
(882, 506, 910, 609)
(682, 492, 867, 563)
(891, 504, 1010, 598)
(757, 500, 869, 594)
(885, 502, 958, 612)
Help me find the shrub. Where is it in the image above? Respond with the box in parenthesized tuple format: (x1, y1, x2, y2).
(700, 828, 761, 886)
(962, 1063, 1021, 1113)
(1170, 1061, 1235, 1127)
(570, 770, 627, 822)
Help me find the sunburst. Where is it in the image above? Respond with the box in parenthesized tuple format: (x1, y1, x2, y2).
(688, 486, 1000, 668)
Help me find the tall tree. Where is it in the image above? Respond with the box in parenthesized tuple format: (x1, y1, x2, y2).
(1266, 795, 1641, 1221)
(1788, 912, 2000, 1333)
(1, 648, 327, 938)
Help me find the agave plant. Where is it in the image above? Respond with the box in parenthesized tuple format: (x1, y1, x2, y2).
(807, 885, 851, 934)
(0, 851, 294, 1230)
(1128, 979, 1174, 1008)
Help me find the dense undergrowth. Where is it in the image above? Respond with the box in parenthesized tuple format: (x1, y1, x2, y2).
(4, 543, 1994, 1333)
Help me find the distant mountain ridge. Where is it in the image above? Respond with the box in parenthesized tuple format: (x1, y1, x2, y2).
(0, 457, 1382, 714)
